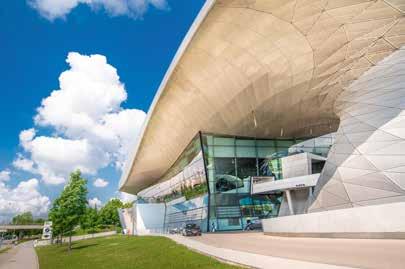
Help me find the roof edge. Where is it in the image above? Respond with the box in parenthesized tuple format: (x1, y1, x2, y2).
(119, 0, 216, 193)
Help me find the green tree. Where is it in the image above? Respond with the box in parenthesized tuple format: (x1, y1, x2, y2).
(34, 218, 45, 225)
(99, 199, 124, 226)
(12, 212, 34, 225)
(49, 170, 88, 251)
(80, 207, 100, 234)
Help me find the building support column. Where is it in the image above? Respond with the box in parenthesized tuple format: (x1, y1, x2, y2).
(285, 190, 294, 215)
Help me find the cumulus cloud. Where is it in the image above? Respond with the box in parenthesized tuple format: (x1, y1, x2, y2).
(14, 52, 146, 185)
(93, 178, 109, 188)
(13, 154, 36, 173)
(29, 0, 169, 21)
(0, 179, 50, 223)
(20, 135, 109, 185)
(0, 170, 11, 182)
(19, 128, 36, 150)
(88, 197, 102, 208)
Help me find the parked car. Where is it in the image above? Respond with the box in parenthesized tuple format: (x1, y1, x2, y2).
(182, 224, 202, 236)
(169, 227, 181, 234)
(244, 219, 262, 231)
(1, 235, 17, 245)
(215, 175, 244, 192)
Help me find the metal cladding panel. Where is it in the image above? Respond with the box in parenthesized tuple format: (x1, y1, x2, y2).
(120, 0, 405, 205)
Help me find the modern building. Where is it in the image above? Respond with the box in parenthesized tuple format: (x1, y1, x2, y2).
(119, 0, 405, 238)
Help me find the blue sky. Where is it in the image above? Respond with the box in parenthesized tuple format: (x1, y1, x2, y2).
(0, 0, 205, 222)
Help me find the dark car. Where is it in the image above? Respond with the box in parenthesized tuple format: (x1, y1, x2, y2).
(244, 219, 262, 231)
(182, 224, 202, 236)
(215, 175, 244, 192)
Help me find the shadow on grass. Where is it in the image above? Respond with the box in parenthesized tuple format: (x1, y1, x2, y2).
(52, 243, 99, 252)
(72, 243, 99, 250)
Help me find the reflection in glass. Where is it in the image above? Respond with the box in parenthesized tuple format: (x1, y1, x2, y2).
(201, 133, 334, 231)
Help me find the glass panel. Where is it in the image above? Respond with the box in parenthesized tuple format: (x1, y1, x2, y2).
(258, 158, 277, 177)
(236, 146, 256, 158)
(214, 158, 236, 175)
(257, 147, 277, 158)
(240, 205, 254, 217)
(236, 139, 255, 146)
(215, 175, 241, 193)
(139, 134, 207, 202)
(213, 146, 235, 157)
(312, 160, 326, 174)
(256, 140, 275, 147)
(239, 178, 251, 194)
(206, 146, 215, 158)
(207, 166, 215, 194)
(205, 157, 214, 170)
(214, 137, 235, 146)
(205, 135, 214, 146)
(217, 218, 242, 230)
(202, 134, 307, 232)
(276, 140, 294, 147)
(237, 158, 257, 179)
(214, 158, 239, 193)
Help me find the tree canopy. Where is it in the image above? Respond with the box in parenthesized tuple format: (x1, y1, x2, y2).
(80, 207, 100, 233)
(11, 212, 45, 225)
(47, 170, 133, 249)
(49, 170, 88, 250)
(12, 212, 34, 225)
(99, 199, 124, 226)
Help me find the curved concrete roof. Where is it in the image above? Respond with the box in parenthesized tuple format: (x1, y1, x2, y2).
(120, 0, 405, 194)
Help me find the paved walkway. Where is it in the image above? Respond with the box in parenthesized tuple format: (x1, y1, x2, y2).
(0, 241, 38, 269)
(188, 232, 405, 269)
(166, 234, 354, 269)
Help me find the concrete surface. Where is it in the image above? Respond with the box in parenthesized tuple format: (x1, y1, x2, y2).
(263, 202, 405, 239)
(190, 232, 405, 269)
(167, 234, 353, 269)
(0, 241, 38, 269)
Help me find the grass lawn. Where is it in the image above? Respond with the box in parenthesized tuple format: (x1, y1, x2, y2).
(36, 235, 242, 269)
(0, 247, 11, 254)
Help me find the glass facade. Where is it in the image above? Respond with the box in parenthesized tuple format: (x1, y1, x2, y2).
(201, 135, 295, 231)
(201, 133, 333, 231)
(137, 132, 334, 233)
(138, 134, 207, 203)
(137, 134, 209, 232)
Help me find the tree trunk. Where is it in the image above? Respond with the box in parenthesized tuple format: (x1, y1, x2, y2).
(60, 230, 63, 245)
(68, 231, 72, 252)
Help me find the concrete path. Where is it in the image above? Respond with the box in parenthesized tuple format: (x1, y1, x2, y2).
(190, 232, 405, 269)
(166, 234, 355, 269)
(0, 241, 38, 269)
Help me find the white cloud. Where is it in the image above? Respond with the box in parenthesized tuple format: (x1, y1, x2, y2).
(14, 52, 146, 185)
(93, 178, 109, 188)
(0, 178, 50, 223)
(0, 170, 11, 182)
(88, 197, 102, 208)
(19, 128, 36, 150)
(24, 136, 110, 185)
(29, 0, 169, 21)
(102, 109, 146, 169)
(35, 53, 127, 132)
(13, 154, 36, 173)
